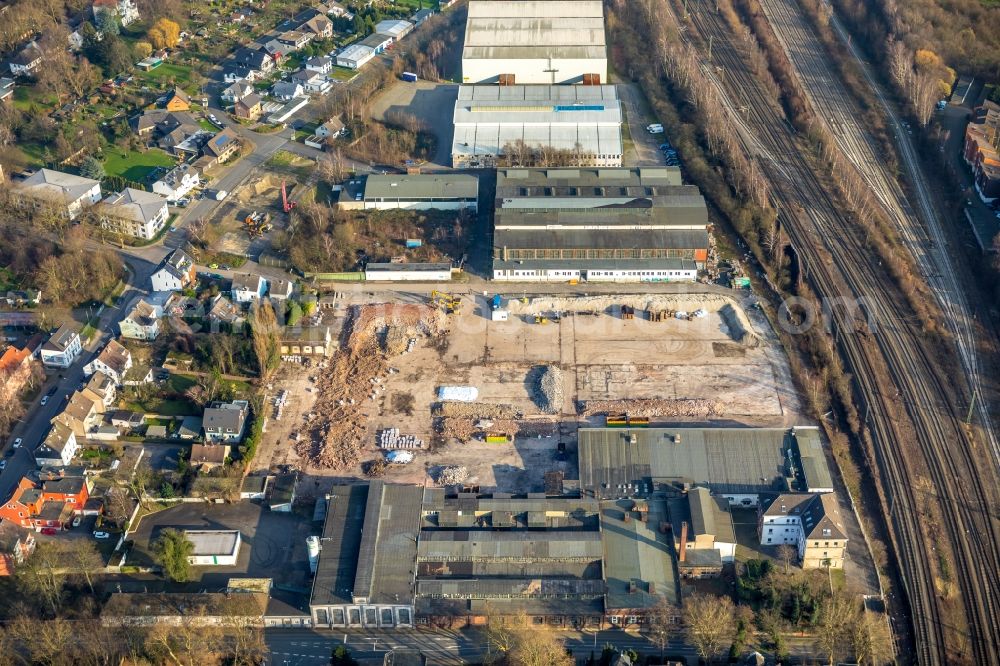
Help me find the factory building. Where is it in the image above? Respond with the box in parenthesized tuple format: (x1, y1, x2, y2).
(462, 0, 607, 84)
(452, 85, 622, 168)
(491, 167, 709, 282)
(577, 426, 834, 506)
(338, 174, 479, 211)
(184, 530, 242, 566)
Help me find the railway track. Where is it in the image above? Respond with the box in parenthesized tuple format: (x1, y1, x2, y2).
(660, 1, 1000, 663)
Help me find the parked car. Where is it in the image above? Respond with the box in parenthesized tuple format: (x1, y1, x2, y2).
(0, 460, 6, 470)
(46, 386, 58, 396)
(220, 264, 231, 270)
(40, 396, 48, 406)
(72, 516, 81, 528)
(41, 527, 57, 535)
(93, 531, 110, 539)
(175, 198, 191, 207)
(13, 438, 21, 448)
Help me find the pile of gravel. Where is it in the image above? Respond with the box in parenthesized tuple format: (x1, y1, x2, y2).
(436, 465, 470, 486)
(534, 365, 563, 414)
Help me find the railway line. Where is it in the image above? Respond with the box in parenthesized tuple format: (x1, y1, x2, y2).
(749, 0, 1000, 661)
(659, 1, 1000, 663)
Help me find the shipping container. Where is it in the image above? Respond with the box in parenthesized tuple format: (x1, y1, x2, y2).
(402, 72, 418, 82)
(405, 238, 423, 248)
(485, 434, 513, 444)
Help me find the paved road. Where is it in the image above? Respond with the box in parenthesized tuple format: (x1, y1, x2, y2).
(0, 261, 154, 499)
(266, 628, 700, 666)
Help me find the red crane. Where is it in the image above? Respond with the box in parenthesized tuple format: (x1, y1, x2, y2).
(281, 180, 297, 214)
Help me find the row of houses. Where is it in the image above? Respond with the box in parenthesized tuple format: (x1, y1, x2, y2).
(963, 100, 1000, 201)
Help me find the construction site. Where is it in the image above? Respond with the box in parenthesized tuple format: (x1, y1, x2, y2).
(261, 288, 803, 492)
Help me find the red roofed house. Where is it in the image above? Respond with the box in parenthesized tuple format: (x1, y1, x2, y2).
(0, 474, 91, 532)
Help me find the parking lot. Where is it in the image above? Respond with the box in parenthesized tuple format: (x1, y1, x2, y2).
(126, 502, 316, 590)
(369, 81, 461, 167)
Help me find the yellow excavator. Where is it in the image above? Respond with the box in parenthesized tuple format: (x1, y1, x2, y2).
(430, 290, 462, 314)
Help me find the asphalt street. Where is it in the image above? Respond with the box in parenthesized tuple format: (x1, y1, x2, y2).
(0, 261, 153, 500)
(265, 628, 702, 666)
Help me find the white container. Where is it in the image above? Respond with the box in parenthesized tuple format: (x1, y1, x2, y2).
(491, 309, 509, 322)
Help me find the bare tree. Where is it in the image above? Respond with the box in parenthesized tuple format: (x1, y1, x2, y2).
(815, 590, 862, 666)
(250, 299, 281, 382)
(776, 544, 797, 574)
(851, 612, 895, 665)
(646, 596, 676, 660)
(682, 593, 737, 664)
(64, 539, 104, 595)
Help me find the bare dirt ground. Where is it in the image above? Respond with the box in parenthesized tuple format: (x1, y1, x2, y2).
(255, 291, 805, 494)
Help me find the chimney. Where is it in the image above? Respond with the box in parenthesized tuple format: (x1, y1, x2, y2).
(628, 579, 637, 594)
(679, 521, 688, 562)
(674, 434, 682, 444)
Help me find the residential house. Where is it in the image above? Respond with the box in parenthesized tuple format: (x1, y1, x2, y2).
(233, 47, 274, 77)
(262, 39, 294, 60)
(158, 123, 201, 153)
(319, 1, 352, 18)
(0, 520, 35, 575)
(150, 249, 196, 292)
(300, 14, 333, 39)
(190, 443, 231, 471)
(231, 274, 267, 303)
(335, 43, 375, 70)
(9, 42, 42, 77)
(411, 8, 434, 25)
(758, 493, 849, 569)
(51, 389, 104, 440)
(268, 278, 294, 301)
(85, 371, 118, 408)
(0, 77, 14, 102)
(92, 0, 139, 26)
(374, 19, 413, 42)
(304, 56, 333, 74)
(203, 400, 250, 443)
(100, 188, 170, 241)
(291, 69, 331, 94)
(207, 294, 246, 328)
(234, 94, 263, 121)
(41, 474, 91, 509)
(40, 325, 82, 368)
(119, 299, 162, 340)
(201, 128, 241, 166)
(221, 80, 254, 104)
(84, 339, 133, 385)
(0, 474, 91, 533)
(3, 289, 40, 307)
(35, 424, 79, 467)
(162, 87, 191, 112)
(223, 64, 259, 84)
(277, 30, 312, 50)
(271, 81, 304, 102)
(0, 344, 40, 407)
(109, 410, 144, 429)
(152, 164, 201, 200)
(315, 117, 344, 139)
(129, 109, 183, 138)
(963, 101, 1000, 201)
(16, 169, 102, 220)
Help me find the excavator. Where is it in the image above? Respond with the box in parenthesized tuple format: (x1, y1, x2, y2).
(430, 290, 462, 315)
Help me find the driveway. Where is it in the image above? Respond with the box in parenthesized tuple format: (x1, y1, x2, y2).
(616, 83, 665, 167)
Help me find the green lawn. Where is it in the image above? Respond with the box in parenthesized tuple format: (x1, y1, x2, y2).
(135, 62, 195, 87)
(166, 374, 198, 394)
(198, 118, 217, 132)
(329, 66, 358, 82)
(103, 148, 176, 183)
(125, 398, 199, 417)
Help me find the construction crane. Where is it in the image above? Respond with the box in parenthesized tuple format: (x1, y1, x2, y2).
(430, 290, 461, 314)
(281, 180, 296, 214)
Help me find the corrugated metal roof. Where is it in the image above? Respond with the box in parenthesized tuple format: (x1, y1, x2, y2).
(491, 258, 698, 271)
(310, 485, 369, 606)
(493, 228, 709, 250)
(579, 428, 830, 498)
(417, 530, 603, 561)
(416, 577, 605, 598)
(467, 1, 605, 19)
(601, 499, 679, 609)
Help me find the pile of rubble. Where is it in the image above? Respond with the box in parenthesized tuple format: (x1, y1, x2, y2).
(436, 465, 470, 486)
(438, 417, 521, 441)
(579, 398, 725, 419)
(533, 365, 563, 414)
(434, 402, 523, 420)
(296, 304, 446, 470)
